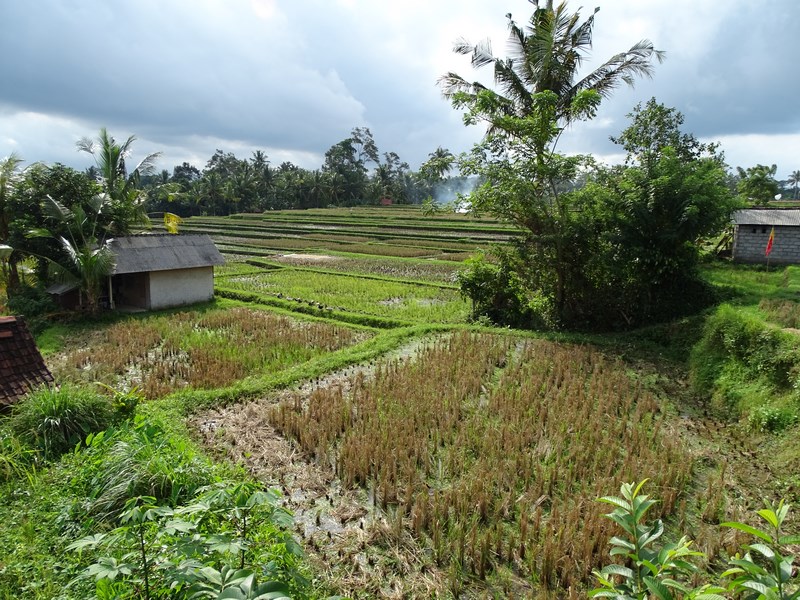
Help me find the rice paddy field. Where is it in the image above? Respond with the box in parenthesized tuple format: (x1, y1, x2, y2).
(4, 206, 796, 599)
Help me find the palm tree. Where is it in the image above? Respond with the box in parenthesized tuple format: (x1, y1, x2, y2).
(31, 195, 116, 314)
(0, 154, 25, 290)
(788, 170, 800, 200)
(77, 128, 161, 233)
(439, 0, 664, 130)
(420, 147, 455, 182)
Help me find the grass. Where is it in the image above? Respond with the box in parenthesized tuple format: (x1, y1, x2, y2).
(269, 331, 691, 593)
(219, 269, 470, 323)
(50, 305, 370, 399)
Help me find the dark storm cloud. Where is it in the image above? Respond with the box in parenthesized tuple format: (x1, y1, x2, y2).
(0, 0, 797, 173)
(0, 0, 367, 158)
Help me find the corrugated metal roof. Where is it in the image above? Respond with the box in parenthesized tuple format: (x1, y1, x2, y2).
(110, 234, 225, 275)
(733, 209, 800, 226)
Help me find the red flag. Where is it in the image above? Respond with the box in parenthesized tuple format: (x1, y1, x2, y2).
(766, 227, 775, 257)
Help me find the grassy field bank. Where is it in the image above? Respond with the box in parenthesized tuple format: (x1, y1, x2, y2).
(2, 207, 800, 598)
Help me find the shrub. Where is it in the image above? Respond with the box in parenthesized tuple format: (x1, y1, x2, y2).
(68, 484, 305, 600)
(748, 405, 798, 433)
(457, 251, 553, 329)
(690, 304, 800, 420)
(593, 481, 800, 600)
(11, 384, 116, 459)
(5, 283, 56, 334)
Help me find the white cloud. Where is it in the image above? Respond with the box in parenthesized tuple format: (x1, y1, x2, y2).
(712, 133, 800, 178)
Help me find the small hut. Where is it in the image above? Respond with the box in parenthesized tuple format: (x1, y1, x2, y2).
(108, 234, 225, 310)
(732, 209, 800, 264)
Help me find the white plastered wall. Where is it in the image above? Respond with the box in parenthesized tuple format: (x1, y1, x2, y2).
(148, 267, 214, 310)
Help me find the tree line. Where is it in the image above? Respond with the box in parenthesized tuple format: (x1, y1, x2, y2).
(143, 128, 467, 216)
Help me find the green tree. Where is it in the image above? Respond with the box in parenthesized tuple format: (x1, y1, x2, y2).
(77, 128, 161, 232)
(6, 164, 101, 289)
(0, 153, 26, 291)
(787, 169, 800, 200)
(443, 0, 663, 328)
(737, 164, 780, 206)
(31, 194, 116, 314)
(574, 100, 738, 327)
(419, 147, 455, 183)
(322, 138, 369, 204)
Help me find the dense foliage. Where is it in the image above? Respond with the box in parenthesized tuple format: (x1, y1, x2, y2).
(447, 4, 736, 330)
(144, 127, 472, 217)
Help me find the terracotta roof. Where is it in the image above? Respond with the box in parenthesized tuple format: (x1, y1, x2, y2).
(733, 209, 800, 227)
(109, 234, 225, 275)
(0, 316, 54, 407)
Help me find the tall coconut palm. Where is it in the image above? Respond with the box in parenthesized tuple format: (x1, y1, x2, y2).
(77, 128, 161, 233)
(439, 0, 664, 129)
(788, 170, 800, 200)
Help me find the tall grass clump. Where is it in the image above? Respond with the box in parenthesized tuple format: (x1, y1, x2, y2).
(0, 428, 34, 482)
(11, 384, 116, 459)
(270, 332, 691, 590)
(54, 416, 217, 529)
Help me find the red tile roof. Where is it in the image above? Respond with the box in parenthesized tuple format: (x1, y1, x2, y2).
(0, 316, 53, 407)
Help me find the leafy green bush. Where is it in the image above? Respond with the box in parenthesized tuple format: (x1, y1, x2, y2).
(5, 282, 56, 334)
(593, 481, 800, 600)
(456, 251, 553, 329)
(69, 484, 308, 600)
(748, 405, 798, 433)
(11, 384, 117, 459)
(590, 481, 707, 600)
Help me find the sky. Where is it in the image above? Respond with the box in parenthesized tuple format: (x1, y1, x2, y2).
(1, 0, 798, 180)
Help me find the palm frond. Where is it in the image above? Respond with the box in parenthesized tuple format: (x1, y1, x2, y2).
(131, 151, 163, 179)
(75, 136, 95, 155)
(41, 194, 74, 223)
(571, 39, 664, 104)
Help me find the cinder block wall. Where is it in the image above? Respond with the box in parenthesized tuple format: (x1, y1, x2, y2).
(733, 225, 800, 264)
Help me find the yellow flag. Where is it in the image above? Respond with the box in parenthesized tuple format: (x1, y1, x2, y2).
(164, 212, 183, 234)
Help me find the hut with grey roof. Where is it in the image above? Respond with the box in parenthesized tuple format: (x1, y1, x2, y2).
(732, 209, 800, 264)
(108, 234, 225, 310)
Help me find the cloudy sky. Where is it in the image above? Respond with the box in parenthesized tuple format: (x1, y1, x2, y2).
(1, 0, 798, 179)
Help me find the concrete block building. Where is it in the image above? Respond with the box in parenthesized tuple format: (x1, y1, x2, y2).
(732, 209, 800, 264)
(109, 234, 225, 310)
